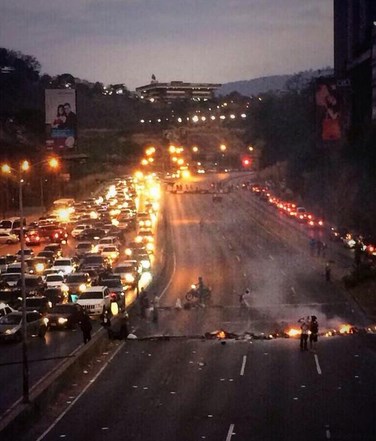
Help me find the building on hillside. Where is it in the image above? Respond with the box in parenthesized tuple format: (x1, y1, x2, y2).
(136, 77, 221, 102)
(334, 0, 376, 124)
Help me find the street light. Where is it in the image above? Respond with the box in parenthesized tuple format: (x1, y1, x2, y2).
(1, 160, 29, 403)
(40, 157, 60, 209)
(220, 144, 227, 152)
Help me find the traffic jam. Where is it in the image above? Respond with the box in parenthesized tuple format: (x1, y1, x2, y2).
(248, 183, 376, 262)
(0, 172, 160, 341)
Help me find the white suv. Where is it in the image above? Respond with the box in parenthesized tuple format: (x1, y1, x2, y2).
(76, 286, 111, 315)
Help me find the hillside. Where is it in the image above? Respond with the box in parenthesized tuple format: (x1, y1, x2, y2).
(218, 68, 333, 96)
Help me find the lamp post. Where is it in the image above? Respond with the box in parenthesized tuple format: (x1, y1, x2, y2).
(19, 169, 29, 403)
(1, 157, 59, 404)
(1, 160, 30, 403)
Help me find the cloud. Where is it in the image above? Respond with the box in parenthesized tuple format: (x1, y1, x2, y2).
(0, 0, 333, 88)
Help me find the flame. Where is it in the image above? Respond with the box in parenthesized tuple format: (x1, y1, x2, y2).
(217, 331, 226, 339)
(287, 328, 300, 337)
(339, 324, 352, 334)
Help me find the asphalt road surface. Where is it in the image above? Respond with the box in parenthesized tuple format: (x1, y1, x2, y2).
(13, 175, 376, 440)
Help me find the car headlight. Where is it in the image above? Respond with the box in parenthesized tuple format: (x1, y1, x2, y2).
(35, 263, 45, 273)
(43, 317, 49, 325)
(58, 317, 68, 325)
(141, 260, 151, 269)
(48, 301, 52, 308)
(146, 242, 154, 251)
(79, 283, 87, 292)
(5, 328, 16, 335)
(125, 248, 132, 256)
(61, 284, 69, 292)
(125, 274, 135, 283)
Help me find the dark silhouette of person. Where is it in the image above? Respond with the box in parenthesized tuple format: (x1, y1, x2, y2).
(79, 311, 92, 344)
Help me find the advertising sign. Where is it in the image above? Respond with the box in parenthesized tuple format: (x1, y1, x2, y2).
(45, 89, 77, 152)
(315, 78, 350, 147)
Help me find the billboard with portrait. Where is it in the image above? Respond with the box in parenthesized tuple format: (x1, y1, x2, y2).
(315, 78, 350, 147)
(45, 89, 77, 152)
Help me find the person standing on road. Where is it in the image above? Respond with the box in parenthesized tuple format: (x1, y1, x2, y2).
(316, 240, 323, 257)
(298, 317, 309, 351)
(309, 238, 316, 256)
(309, 316, 319, 351)
(79, 311, 92, 344)
(325, 262, 331, 282)
(140, 288, 149, 318)
(239, 289, 251, 318)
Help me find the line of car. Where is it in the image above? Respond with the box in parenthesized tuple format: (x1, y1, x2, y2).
(0, 173, 161, 342)
(248, 183, 376, 261)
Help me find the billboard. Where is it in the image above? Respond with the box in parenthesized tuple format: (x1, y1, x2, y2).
(315, 78, 350, 147)
(45, 89, 77, 152)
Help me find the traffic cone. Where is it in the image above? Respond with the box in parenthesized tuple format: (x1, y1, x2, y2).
(175, 298, 182, 310)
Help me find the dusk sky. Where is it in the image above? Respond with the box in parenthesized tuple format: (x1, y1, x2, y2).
(0, 0, 333, 90)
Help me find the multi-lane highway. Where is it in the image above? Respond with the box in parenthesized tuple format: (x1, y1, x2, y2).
(5, 174, 376, 440)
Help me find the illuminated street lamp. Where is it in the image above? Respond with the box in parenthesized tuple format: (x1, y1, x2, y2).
(192, 146, 199, 153)
(141, 158, 149, 166)
(168, 145, 176, 154)
(248, 146, 254, 152)
(220, 144, 227, 152)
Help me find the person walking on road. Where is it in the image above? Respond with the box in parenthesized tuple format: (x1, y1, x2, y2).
(298, 317, 310, 351)
(79, 311, 92, 344)
(309, 316, 319, 351)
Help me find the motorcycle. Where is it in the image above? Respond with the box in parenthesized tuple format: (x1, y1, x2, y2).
(185, 284, 212, 303)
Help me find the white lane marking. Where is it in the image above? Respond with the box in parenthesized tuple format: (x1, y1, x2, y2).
(36, 342, 125, 441)
(291, 286, 296, 295)
(235, 255, 241, 262)
(243, 273, 247, 278)
(159, 251, 176, 299)
(225, 424, 235, 441)
(222, 234, 226, 240)
(314, 354, 322, 375)
(228, 244, 233, 250)
(280, 270, 286, 276)
(240, 355, 247, 376)
(257, 244, 262, 249)
(325, 425, 331, 439)
(269, 255, 274, 260)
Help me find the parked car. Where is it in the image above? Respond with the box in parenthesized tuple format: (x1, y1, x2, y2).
(0, 232, 19, 244)
(16, 275, 45, 296)
(64, 272, 92, 294)
(76, 286, 111, 315)
(0, 311, 48, 342)
(47, 303, 85, 329)
(75, 241, 94, 258)
(25, 230, 41, 246)
(24, 296, 52, 314)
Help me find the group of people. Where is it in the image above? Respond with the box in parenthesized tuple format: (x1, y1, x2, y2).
(298, 315, 319, 351)
(309, 238, 328, 257)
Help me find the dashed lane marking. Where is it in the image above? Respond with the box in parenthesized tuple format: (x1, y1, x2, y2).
(225, 424, 235, 441)
(235, 255, 241, 262)
(314, 354, 322, 375)
(240, 355, 247, 376)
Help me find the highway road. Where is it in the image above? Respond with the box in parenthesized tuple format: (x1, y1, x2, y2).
(8, 175, 376, 440)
